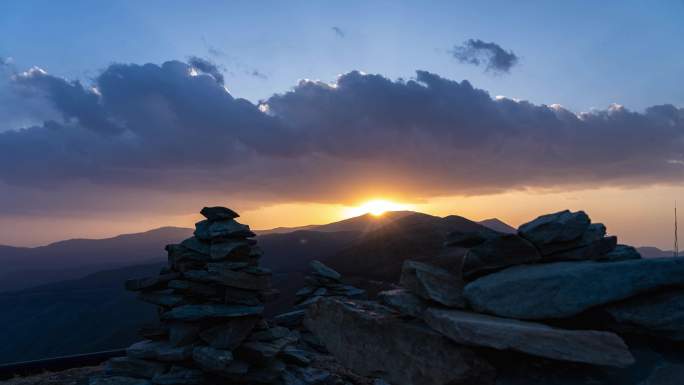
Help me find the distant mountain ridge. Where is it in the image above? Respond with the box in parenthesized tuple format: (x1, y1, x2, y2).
(0, 226, 193, 292)
(478, 218, 517, 233)
(255, 211, 415, 235)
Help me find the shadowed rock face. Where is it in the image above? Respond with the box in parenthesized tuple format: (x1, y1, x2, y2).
(304, 298, 496, 385)
(424, 308, 634, 367)
(604, 288, 684, 341)
(464, 258, 684, 320)
(518, 210, 590, 248)
(399, 260, 465, 308)
(461, 234, 540, 279)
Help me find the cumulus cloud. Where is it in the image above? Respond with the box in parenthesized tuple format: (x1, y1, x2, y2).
(188, 56, 225, 85)
(0, 61, 683, 217)
(450, 39, 519, 73)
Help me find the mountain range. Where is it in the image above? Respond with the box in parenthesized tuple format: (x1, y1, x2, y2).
(0, 211, 673, 363)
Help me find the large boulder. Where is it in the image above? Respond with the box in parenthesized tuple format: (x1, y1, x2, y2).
(603, 288, 684, 341)
(303, 298, 495, 385)
(399, 260, 465, 308)
(377, 289, 428, 318)
(464, 258, 684, 319)
(424, 308, 634, 367)
(461, 234, 541, 279)
(518, 210, 590, 251)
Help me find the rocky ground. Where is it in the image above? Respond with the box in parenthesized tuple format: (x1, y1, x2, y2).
(9, 208, 684, 385)
(2, 366, 101, 385)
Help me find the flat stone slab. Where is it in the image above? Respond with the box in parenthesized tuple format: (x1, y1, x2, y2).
(309, 260, 341, 281)
(464, 257, 684, 319)
(126, 340, 193, 362)
(161, 304, 263, 321)
(424, 308, 634, 367)
(304, 298, 495, 385)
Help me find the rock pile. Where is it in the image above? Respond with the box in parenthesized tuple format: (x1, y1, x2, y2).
(304, 210, 684, 385)
(93, 207, 322, 385)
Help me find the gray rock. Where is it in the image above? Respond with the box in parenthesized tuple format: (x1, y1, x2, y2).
(424, 308, 634, 367)
(462, 234, 540, 279)
(377, 289, 427, 318)
(182, 267, 270, 291)
(518, 210, 590, 251)
(165, 244, 210, 264)
(640, 363, 684, 385)
(209, 240, 252, 260)
(126, 340, 193, 362)
(199, 316, 259, 349)
(194, 219, 255, 241)
(167, 322, 202, 347)
(126, 273, 180, 292)
(227, 359, 285, 384)
(399, 260, 465, 308)
(600, 244, 642, 262)
(309, 260, 341, 281)
(304, 298, 496, 385)
(604, 288, 684, 341)
(294, 295, 324, 310)
(281, 367, 331, 385)
(105, 357, 168, 379)
(161, 304, 263, 321)
(237, 332, 298, 363)
(203, 264, 272, 290)
(90, 376, 152, 385)
(192, 346, 234, 373)
(464, 257, 684, 319)
(279, 346, 312, 366)
(544, 233, 617, 262)
(274, 310, 306, 327)
(168, 280, 220, 297)
(223, 286, 263, 306)
(179, 237, 210, 256)
(152, 366, 204, 385)
(248, 326, 291, 341)
(200, 206, 240, 221)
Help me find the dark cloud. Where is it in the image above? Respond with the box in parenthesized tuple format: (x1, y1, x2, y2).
(331, 26, 345, 38)
(450, 39, 519, 73)
(188, 56, 225, 85)
(1, 63, 683, 217)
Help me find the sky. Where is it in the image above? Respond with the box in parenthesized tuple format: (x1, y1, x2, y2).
(0, 1, 683, 248)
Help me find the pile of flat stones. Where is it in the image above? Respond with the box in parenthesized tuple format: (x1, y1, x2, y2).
(92, 207, 333, 385)
(275, 260, 366, 330)
(304, 210, 684, 385)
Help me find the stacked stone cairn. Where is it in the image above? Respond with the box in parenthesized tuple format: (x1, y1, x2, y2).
(273, 260, 366, 354)
(304, 210, 684, 385)
(96, 207, 325, 385)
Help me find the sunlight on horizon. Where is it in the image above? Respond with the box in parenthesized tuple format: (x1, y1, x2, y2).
(342, 199, 414, 218)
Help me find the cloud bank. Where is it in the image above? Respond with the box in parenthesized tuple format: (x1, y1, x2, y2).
(450, 39, 519, 73)
(1, 59, 683, 216)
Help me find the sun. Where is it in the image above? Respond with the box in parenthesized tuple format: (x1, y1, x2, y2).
(344, 199, 411, 217)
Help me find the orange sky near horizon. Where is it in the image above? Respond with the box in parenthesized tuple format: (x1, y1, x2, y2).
(1, 184, 681, 250)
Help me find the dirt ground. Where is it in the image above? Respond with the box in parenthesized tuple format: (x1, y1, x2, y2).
(1, 366, 101, 385)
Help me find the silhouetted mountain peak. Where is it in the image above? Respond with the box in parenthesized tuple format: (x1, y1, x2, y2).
(478, 218, 516, 234)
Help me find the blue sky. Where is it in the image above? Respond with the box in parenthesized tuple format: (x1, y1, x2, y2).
(1, 1, 684, 247)
(1, 0, 682, 111)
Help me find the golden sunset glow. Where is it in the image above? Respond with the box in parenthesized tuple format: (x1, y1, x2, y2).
(343, 199, 413, 217)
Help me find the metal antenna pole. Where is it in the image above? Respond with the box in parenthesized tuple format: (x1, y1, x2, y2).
(675, 201, 679, 258)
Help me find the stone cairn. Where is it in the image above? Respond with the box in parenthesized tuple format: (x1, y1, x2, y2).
(304, 210, 684, 385)
(96, 207, 301, 384)
(95, 207, 372, 385)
